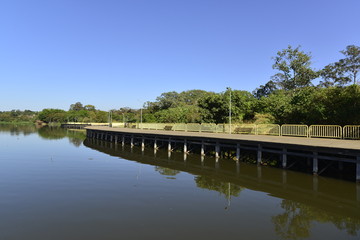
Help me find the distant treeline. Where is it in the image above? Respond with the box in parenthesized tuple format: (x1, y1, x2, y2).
(1, 45, 359, 125)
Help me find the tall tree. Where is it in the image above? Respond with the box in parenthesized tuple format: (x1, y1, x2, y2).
(253, 80, 278, 99)
(341, 45, 360, 85)
(320, 45, 360, 86)
(272, 45, 319, 90)
(69, 102, 84, 111)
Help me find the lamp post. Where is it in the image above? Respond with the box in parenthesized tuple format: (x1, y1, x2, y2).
(227, 87, 232, 134)
(140, 107, 143, 129)
(108, 110, 112, 127)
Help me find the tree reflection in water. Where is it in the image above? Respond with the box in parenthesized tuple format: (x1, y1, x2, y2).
(0, 124, 87, 147)
(272, 199, 360, 239)
(195, 175, 244, 209)
(0, 123, 37, 136)
(155, 166, 180, 179)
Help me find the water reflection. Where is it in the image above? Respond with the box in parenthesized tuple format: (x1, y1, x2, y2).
(195, 176, 243, 210)
(155, 166, 180, 178)
(84, 138, 360, 239)
(0, 123, 38, 136)
(0, 124, 86, 147)
(273, 200, 360, 239)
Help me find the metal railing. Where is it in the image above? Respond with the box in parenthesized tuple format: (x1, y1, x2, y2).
(256, 124, 280, 136)
(309, 125, 342, 139)
(106, 122, 360, 140)
(281, 124, 308, 137)
(230, 124, 256, 134)
(343, 125, 360, 140)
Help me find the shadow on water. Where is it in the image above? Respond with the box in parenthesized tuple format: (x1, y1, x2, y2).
(83, 138, 360, 239)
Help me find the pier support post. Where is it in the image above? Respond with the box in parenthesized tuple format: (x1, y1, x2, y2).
(122, 135, 125, 146)
(257, 144, 262, 165)
(168, 139, 172, 152)
(313, 152, 318, 175)
(110, 135, 113, 142)
(184, 139, 187, 154)
(141, 137, 145, 150)
(114, 136, 118, 144)
(201, 141, 205, 156)
(236, 143, 240, 161)
(282, 148, 287, 168)
(154, 138, 158, 150)
(215, 142, 220, 159)
(131, 135, 134, 148)
(356, 155, 360, 182)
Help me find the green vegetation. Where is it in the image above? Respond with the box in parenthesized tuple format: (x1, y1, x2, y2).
(1, 45, 359, 125)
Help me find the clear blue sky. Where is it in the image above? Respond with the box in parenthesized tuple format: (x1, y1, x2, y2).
(1, 0, 359, 111)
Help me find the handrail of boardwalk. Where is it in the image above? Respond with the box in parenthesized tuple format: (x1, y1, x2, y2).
(72, 122, 360, 140)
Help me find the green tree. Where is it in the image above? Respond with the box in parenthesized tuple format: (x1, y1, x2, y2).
(320, 45, 360, 86)
(37, 109, 67, 123)
(272, 45, 319, 90)
(253, 80, 278, 99)
(69, 102, 84, 111)
(198, 90, 255, 123)
(84, 104, 96, 111)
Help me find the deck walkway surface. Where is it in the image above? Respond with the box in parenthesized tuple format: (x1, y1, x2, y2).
(85, 126, 360, 152)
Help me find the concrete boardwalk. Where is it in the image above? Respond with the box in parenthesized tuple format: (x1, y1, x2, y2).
(85, 126, 360, 153)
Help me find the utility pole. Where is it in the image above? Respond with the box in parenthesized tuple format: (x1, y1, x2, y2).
(227, 87, 232, 134)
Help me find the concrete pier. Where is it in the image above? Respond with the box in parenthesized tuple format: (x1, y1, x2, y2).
(85, 126, 360, 182)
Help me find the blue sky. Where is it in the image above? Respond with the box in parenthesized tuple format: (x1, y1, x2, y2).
(1, 0, 359, 111)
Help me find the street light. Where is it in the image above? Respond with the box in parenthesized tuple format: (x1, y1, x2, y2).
(108, 110, 112, 127)
(227, 87, 232, 134)
(140, 107, 143, 129)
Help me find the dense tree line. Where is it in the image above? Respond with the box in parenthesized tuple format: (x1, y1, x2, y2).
(0, 110, 37, 123)
(2, 45, 359, 125)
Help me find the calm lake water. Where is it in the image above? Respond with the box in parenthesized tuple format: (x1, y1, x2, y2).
(0, 124, 359, 240)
